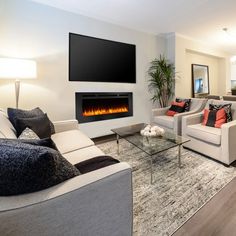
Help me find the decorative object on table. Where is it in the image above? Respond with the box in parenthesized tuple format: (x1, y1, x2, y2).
(0, 58, 37, 108)
(140, 124, 165, 137)
(148, 55, 176, 108)
(192, 64, 209, 98)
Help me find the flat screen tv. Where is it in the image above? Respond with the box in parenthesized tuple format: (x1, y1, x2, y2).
(69, 33, 136, 83)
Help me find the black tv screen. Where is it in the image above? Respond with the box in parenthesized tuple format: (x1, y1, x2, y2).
(69, 33, 136, 83)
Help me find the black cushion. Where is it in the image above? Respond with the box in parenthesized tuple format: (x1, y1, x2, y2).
(0, 139, 80, 196)
(8, 107, 55, 134)
(15, 114, 51, 139)
(75, 155, 120, 174)
(176, 98, 191, 112)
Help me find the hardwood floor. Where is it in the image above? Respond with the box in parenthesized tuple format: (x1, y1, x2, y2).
(173, 176, 236, 236)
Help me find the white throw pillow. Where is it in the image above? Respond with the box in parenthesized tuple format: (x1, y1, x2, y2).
(18, 127, 40, 140)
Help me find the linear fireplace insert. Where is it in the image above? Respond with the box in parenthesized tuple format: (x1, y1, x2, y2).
(76, 92, 133, 123)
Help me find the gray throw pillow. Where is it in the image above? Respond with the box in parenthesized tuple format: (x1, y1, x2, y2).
(15, 114, 52, 139)
(0, 139, 80, 196)
(7, 107, 55, 134)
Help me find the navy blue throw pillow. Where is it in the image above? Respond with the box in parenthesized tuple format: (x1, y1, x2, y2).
(0, 140, 80, 196)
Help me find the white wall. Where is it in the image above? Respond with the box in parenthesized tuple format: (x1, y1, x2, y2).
(167, 33, 232, 98)
(0, 0, 166, 137)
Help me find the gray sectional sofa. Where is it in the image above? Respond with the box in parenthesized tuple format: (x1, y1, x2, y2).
(0, 110, 133, 236)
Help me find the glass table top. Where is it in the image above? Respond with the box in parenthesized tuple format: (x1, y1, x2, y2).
(111, 123, 190, 156)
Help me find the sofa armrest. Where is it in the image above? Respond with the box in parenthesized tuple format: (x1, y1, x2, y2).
(0, 162, 132, 236)
(152, 106, 170, 117)
(221, 120, 236, 164)
(53, 119, 79, 133)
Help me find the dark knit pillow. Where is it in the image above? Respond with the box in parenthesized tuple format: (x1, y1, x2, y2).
(15, 114, 51, 139)
(7, 107, 55, 134)
(209, 103, 232, 123)
(176, 98, 191, 112)
(19, 138, 58, 151)
(75, 155, 120, 174)
(166, 101, 186, 116)
(0, 139, 80, 196)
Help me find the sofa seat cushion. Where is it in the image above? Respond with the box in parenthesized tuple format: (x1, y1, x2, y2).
(186, 124, 221, 145)
(0, 110, 17, 139)
(154, 115, 174, 129)
(63, 146, 105, 165)
(51, 130, 94, 154)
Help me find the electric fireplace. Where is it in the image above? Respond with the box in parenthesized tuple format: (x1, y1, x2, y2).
(76, 92, 133, 123)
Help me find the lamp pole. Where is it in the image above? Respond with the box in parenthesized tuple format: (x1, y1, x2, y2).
(15, 79, 20, 109)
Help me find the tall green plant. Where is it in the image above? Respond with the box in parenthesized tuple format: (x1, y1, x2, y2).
(148, 55, 176, 107)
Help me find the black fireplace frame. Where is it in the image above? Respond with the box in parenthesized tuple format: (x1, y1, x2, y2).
(75, 92, 133, 123)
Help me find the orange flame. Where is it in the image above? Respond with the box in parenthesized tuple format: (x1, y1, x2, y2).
(83, 106, 128, 117)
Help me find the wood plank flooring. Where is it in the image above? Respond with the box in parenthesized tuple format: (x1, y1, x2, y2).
(173, 177, 236, 236)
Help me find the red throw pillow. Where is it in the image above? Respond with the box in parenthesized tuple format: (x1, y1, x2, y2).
(166, 101, 186, 116)
(202, 108, 226, 128)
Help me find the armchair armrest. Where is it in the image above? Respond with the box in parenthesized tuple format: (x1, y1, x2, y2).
(152, 106, 170, 117)
(221, 120, 236, 164)
(174, 110, 203, 135)
(53, 119, 79, 133)
(182, 112, 203, 136)
(182, 112, 203, 126)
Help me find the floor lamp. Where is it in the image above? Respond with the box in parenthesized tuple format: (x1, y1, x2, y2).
(0, 58, 37, 109)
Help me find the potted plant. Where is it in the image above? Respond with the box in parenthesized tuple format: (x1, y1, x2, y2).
(148, 55, 176, 107)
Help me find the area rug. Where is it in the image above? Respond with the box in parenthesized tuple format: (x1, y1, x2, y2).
(97, 139, 236, 236)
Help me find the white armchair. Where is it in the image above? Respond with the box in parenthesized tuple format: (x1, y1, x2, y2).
(152, 98, 207, 135)
(182, 99, 236, 165)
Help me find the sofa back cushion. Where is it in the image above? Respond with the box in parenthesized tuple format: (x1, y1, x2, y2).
(0, 110, 17, 139)
(0, 139, 80, 196)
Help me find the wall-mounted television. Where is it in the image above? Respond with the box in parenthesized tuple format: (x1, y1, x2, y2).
(69, 33, 136, 83)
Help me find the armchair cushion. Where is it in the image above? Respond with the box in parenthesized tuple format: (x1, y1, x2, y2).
(176, 98, 191, 112)
(202, 108, 226, 128)
(186, 124, 221, 145)
(166, 101, 185, 116)
(209, 103, 232, 122)
(153, 115, 174, 129)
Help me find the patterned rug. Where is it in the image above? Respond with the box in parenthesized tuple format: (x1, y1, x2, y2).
(97, 139, 236, 236)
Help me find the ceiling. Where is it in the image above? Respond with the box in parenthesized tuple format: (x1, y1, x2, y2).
(30, 0, 236, 54)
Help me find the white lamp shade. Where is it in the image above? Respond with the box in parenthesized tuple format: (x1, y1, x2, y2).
(0, 58, 37, 79)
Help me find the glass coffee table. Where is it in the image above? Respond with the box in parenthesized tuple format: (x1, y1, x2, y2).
(111, 123, 190, 184)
